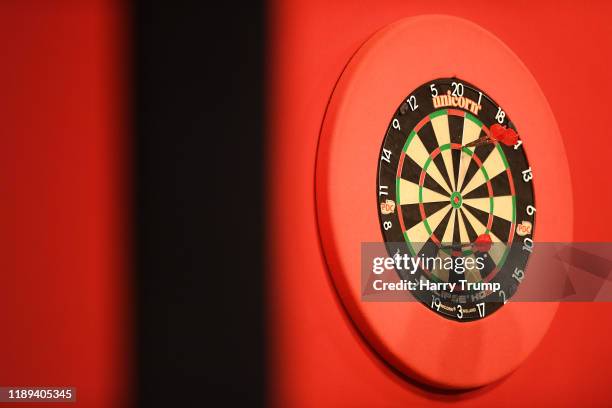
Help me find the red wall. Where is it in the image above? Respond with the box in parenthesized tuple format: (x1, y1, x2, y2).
(0, 2, 128, 407)
(269, 0, 612, 406)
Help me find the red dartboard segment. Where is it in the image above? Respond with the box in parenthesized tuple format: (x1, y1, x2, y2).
(396, 152, 405, 178)
(507, 168, 516, 195)
(486, 213, 494, 231)
(315, 15, 572, 389)
(447, 108, 465, 117)
(413, 115, 431, 133)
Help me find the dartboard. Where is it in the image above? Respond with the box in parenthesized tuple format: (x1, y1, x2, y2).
(315, 15, 572, 388)
(376, 78, 536, 321)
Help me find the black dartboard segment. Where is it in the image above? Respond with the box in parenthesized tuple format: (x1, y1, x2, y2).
(376, 78, 536, 322)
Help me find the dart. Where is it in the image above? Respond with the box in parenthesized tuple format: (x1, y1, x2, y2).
(439, 233, 492, 252)
(472, 233, 493, 253)
(463, 124, 519, 148)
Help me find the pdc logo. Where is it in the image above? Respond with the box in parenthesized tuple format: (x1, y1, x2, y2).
(380, 199, 395, 215)
(516, 221, 532, 236)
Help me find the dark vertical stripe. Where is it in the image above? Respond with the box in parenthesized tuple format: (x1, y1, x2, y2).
(134, 2, 265, 406)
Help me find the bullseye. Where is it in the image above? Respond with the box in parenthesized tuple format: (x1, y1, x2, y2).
(450, 192, 462, 209)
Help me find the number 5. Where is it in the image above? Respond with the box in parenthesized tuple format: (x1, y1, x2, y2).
(430, 84, 438, 97)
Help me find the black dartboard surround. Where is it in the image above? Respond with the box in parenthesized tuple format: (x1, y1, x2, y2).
(376, 77, 536, 322)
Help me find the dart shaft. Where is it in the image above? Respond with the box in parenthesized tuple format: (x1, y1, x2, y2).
(464, 136, 492, 148)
